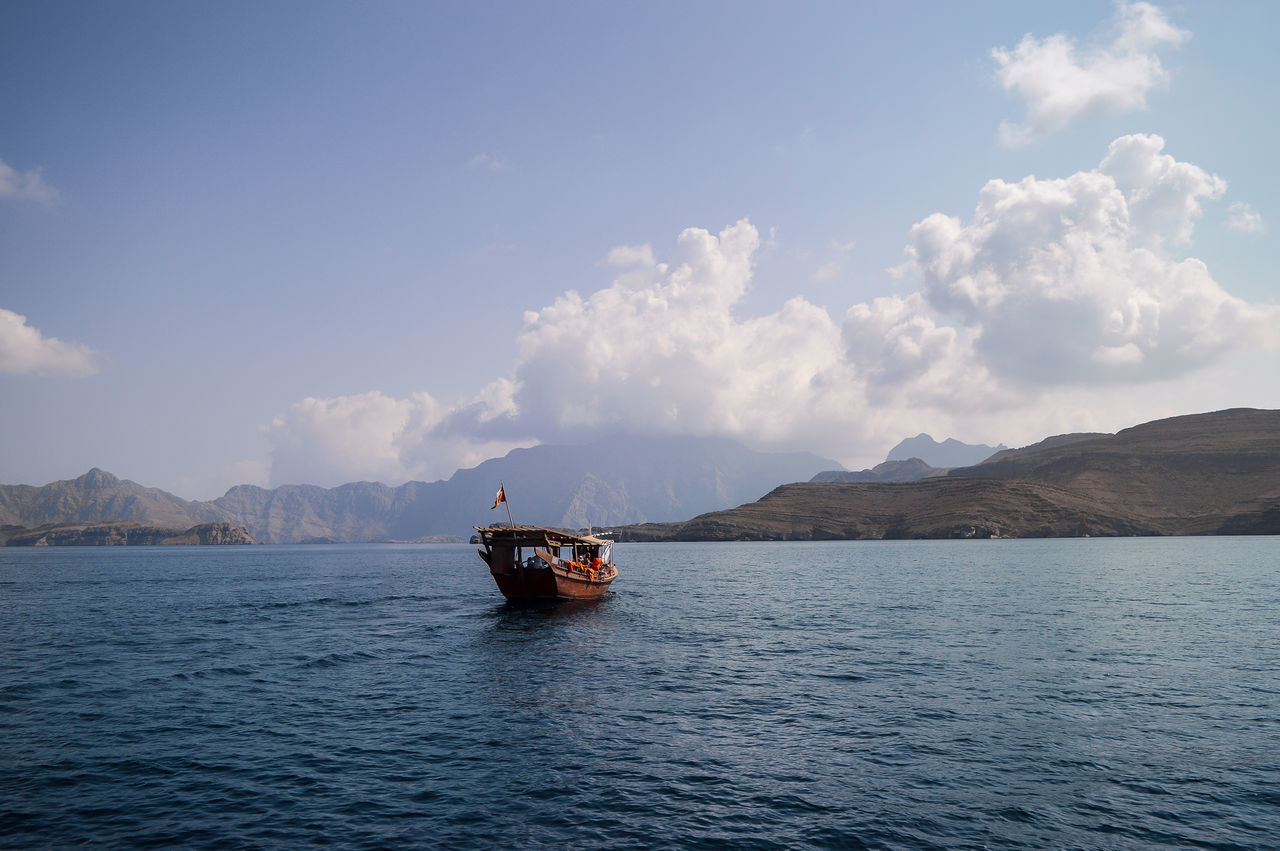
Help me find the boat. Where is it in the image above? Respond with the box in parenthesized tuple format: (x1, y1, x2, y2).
(474, 524, 618, 602)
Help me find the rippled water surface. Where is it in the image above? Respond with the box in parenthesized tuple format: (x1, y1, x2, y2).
(2, 538, 1279, 848)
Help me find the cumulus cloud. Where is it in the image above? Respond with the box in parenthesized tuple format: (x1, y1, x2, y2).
(993, 2, 1189, 145)
(0, 309, 97, 376)
(0, 156, 60, 205)
(1098, 133, 1225, 245)
(264, 385, 533, 487)
(840, 293, 999, 410)
(906, 134, 1272, 384)
(1226, 202, 1265, 235)
(263, 136, 1278, 483)
(511, 221, 856, 445)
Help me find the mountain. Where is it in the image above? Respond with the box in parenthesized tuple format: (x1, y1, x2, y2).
(610, 408, 1280, 541)
(809, 435, 1006, 484)
(211, 435, 837, 542)
(886, 434, 1006, 468)
(0, 521, 257, 547)
(0, 436, 838, 543)
(0, 469, 225, 530)
(811, 457, 944, 483)
(614, 478, 1153, 541)
(947, 408, 1280, 534)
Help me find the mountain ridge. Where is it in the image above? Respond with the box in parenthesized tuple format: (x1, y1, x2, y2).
(0, 436, 838, 544)
(887, 434, 1007, 468)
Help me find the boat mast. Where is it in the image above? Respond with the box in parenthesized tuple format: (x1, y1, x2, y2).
(501, 481, 515, 529)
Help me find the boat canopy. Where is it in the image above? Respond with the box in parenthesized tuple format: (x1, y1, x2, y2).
(475, 524, 611, 550)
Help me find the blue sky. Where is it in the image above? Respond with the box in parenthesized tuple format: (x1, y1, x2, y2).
(2, 1, 1277, 498)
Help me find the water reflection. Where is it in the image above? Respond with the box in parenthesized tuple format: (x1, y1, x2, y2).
(469, 595, 622, 736)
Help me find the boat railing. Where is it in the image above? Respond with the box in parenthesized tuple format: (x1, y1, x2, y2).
(543, 550, 614, 582)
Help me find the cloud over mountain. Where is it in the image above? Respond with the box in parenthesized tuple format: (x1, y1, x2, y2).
(262, 136, 1278, 487)
(993, 1, 1189, 145)
(265, 388, 532, 488)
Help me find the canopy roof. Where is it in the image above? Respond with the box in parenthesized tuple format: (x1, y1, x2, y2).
(474, 524, 611, 547)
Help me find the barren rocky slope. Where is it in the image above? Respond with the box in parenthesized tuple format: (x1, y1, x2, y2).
(611, 408, 1280, 541)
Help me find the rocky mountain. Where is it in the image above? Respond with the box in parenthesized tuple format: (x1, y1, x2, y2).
(0, 436, 838, 544)
(610, 408, 1280, 541)
(947, 408, 1280, 534)
(809, 435, 1006, 484)
(887, 434, 1006, 468)
(614, 478, 1153, 541)
(213, 435, 837, 542)
(811, 457, 944, 483)
(0, 521, 257, 547)
(0, 468, 225, 530)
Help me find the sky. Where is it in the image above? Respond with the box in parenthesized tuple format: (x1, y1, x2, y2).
(2, 0, 1277, 499)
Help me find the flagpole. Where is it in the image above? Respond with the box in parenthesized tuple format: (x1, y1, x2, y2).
(501, 481, 515, 528)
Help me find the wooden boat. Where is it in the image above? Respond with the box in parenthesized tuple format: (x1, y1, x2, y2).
(474, 524, 618, 602)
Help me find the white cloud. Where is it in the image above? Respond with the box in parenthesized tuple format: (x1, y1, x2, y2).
(992, 2, 1189, 145)
(1098, 133, 1225, 245)
(906, 134, 1273, 385)
(604, 243, 657, 268)
(1226, 202, 1265, 235)
(263, 137, 1280, 482)
(0, 309, 97, 376)
(510, 221, 857, 446)
(841, 293, 994, 408)
(0, 156, 60, 205)
(264, 385, 533, 487)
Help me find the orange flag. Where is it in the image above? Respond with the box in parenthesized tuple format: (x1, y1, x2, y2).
(490, 485, 506, 510)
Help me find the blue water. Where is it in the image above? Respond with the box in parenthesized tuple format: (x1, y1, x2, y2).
(2, 538, 1278, 849)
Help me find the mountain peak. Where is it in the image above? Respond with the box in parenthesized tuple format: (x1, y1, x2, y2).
(77, 468, 120, 489)
(886, 435, 1006, 468)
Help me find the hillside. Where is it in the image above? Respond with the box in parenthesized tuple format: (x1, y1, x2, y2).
(951, 408, 1280, 533)
(610, 408, 1280, 541)
(614, 478, 1153, 541)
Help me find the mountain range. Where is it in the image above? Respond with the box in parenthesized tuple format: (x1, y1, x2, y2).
(611, 408, 1280, 540)
(886, 434, 1007, 468)
(0, 436, 838, 544)
(10, 409, 1274, 545)
(808, 435, 1002, 484)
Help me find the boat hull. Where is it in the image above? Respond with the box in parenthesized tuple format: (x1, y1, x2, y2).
(489, 563, 614, 602)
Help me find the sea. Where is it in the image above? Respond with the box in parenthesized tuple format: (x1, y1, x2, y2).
(2, 538, 1278, 849)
